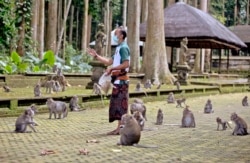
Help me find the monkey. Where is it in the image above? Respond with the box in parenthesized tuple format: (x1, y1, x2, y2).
(93, 83, 104, 106)
(144, 79, 152, 89)
(79, 149, 89, 155)
(204, 99, 214, 114)
(175, 81, 181, 90)
(133, 98, 144, 104)
(117, 114, 141, 146)
(46, 98, 68, 119)
(52, 65, 58, 73)
(167, 92, 175, 103)
(230, 112, 248, 136)
(181, 106, 195, 128)
(216, 117, 232, 131)
(3, 85, 11, 92)
(34, 83, 41, 97)
(242, 96, 248, 107)
(155, 109, 163, 125)
(53, 81, 61, 93)
(45, 80, 56, 94)
(156, 83, 161, 89)
(15, 109, 36, 133)
(176, 98, 186, 108)
(69, 95, 80, 111)
(26, 104, 39, 126)
(57, 68, 63, 76)
(135, 82, 141, 92)
(130, 101, 147, 121)
(133, 111, 146, 131)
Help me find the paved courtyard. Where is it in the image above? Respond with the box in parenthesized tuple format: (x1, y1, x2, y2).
(0, 92, 250, 163)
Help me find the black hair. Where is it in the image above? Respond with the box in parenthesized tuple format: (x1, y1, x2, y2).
(120, 30, 127, 39)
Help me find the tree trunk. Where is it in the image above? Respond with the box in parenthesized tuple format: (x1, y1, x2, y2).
(69, 5, 74, 44)
(87, 15, 92, 49)
(104, 0, 110, 57)
(17, 0, 25, 56)
(122, 0, 127, 27)
(76, 8, 79, 48)
(81, 0, 89, 52)
(168, 0, 176, 6)
(46, 0, 58, 53)
(55, 0, 72, 56)
(58, 0, 62, 39)
(142, 0, 175, 84)
(107, 9, 112, 56)
(128, 0, 140, 73)
(193, 49, 201, 73)
(31, 0, 39, 46)
(247, 0, 249, 24)
(38, 0, 45, 59)
(141, 0, 148, 23)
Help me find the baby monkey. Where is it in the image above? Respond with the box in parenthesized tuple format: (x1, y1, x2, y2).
(216, 117, 232, 130)
(242, 96, 248, 106)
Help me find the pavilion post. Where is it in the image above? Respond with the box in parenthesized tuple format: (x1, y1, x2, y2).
(218, 49, 221, 74)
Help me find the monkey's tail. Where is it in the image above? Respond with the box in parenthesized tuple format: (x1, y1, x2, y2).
(133, 144, 158, 148)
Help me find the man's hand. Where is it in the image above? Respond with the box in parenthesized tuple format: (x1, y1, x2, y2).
(86, 48, 98, 58)
(105, 68, 113, 75)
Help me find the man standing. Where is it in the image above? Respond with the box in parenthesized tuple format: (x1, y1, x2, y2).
(87, 27, 130, 135)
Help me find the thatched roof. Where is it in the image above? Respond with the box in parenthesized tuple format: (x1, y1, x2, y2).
(229, 25, 250, 45)
(140, 2, 247, 50)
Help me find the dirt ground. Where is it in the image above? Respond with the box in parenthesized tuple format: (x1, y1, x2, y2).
(0, 92, 250, 163)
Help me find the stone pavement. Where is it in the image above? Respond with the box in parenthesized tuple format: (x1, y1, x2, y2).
(0, 92, 250, 163)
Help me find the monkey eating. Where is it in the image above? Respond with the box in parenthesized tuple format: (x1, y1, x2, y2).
(230, 112, 248, 136)
(176, 98, 186, 108)
(155, 109, 163, 125)
(167, 92, 175, 103)
(15, 109, 37, 133)
(242, 96, 248, 107)
(46, 98, 68, 119)
(216, 117, 232, 131)
(133, 111, 146, 131)
(130, 99, 147, 121)
(204, 99, 214, 114)
(181, 106, 195, 128)
(69, 95, 80, 111)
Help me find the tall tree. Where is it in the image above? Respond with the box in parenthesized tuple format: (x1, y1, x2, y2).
(81, 0, 89, 52)
(128, 0, 140, 72)
(38, 0, 45, 59)
(122, 0, 127, 27)
(142, 0, 175, 84)
(16, 0, 26, 56)
(31, 0, 39, 47)
(141, 0, 148, 23)
(46, 0, 58, 52)
(69, 5, 74, 44)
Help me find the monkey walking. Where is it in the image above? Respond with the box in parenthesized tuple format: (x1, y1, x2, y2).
(231, 112, 248, 136)
(69, 95, 80, 111)
(176, 98, 186, 108)
(3, 85, 11, 92)
(216, 117, 232, 131)
(204, 99, 214, 114)
(242, 96, 248, 107)
(181, 106, 195, 128)
(15, 109, 37, 133)
(46, 98, 68, 119)
(155, 109, 163, 125)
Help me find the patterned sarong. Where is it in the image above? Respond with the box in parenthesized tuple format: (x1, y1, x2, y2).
(109, 83, 129, 122)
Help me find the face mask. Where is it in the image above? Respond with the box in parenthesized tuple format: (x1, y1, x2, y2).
(112, 35, 119, 43)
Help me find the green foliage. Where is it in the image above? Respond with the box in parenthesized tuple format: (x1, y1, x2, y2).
(42, 50, 56, 67)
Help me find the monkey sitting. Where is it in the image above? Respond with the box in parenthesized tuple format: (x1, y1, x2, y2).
(15, 109, 37, 133)
(155, 109, 163, 125)
(133, 111, 145, 131)
(53, 81, 61, 93)
(144, 79, 152, 89)
(135, 82, 141, 92)
(46, 98, 68, 119)
(118, 114, 141, 146)
(130, 100, 147, 121)
(231, 112, 248, 136)
(204, 99, 214, 114)
(69, 95, 80, 111)
(176, 98, 186, 108)
(242, 96, 248, 107)
(34, 83, 41, 97)
(181, 106, 195, 128)
(45, 80, 56, 94)
(216, 117, 232, 131)
(167, 92, 175, 103)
